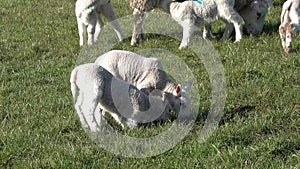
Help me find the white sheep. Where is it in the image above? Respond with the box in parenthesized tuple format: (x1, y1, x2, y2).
(75, 0, 125, 46)
(94, 50, 192, 123)
(169, 0, 243, 49)
(279, 0, 300, 54)
(70, 63, 172, 131)
(235, 0, 272, 35)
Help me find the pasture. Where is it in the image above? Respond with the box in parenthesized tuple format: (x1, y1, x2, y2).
(1, 0, 300, 168)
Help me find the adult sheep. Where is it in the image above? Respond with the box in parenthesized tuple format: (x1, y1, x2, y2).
(75, 0, 125, 46)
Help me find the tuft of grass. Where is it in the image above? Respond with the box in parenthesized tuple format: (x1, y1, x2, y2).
(1, 0, 299, 168)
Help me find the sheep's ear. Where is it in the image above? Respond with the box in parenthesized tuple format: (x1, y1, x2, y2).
(174, 84, 182, 96)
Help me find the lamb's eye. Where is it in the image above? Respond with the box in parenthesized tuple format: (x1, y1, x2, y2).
(257, 13, 262, 20)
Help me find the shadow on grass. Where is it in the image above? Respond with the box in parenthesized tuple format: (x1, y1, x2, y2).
(220, 105, 256, 125)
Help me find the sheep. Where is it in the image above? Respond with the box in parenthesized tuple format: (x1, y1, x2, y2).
(126, 0, 176, 46)
(169, 0, 244, 49)
(237, 0, 271, 35)
(279, 0, 300, 54)
(75, 0, 125, 46)
(94, 50, 192, 122)
(70, 63, 172, 131)
(192, 0, 272, 42)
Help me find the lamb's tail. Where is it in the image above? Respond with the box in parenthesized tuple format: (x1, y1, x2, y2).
(70, 68, 79, 103)
(79, 7, 95, 25)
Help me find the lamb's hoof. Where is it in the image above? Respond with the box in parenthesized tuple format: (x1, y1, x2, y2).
(284, 47, 291, 54)
(178, 45, 187, 50)
(234, 39, 241, 43)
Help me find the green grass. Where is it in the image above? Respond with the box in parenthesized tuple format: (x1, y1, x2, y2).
(1, 0, 300, 168)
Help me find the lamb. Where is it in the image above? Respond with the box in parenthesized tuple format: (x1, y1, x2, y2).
(237, 0, 271, 35)
(279, 0, 300, 54)
(70, 63, 172, 131)
(169, 0, 244, 49)
(94, 50, 192, 123)
(75, 0, 125, 46)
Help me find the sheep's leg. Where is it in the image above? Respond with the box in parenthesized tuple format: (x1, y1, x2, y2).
(203, 24, 214, 40)
(79, 91, 101, 132)
(87, 13, 97, 45)
(101, 3, 125, 41)
(179, 23, 194, 49)
(220, 6, 243, 42)
(279, 25, 287, 50)
(131, 9, 145, 46)
(94, 15, 104, 43)
(222, 22, 234, 40)
(74, 92, 89, 128)
(77, 18, 86, 46)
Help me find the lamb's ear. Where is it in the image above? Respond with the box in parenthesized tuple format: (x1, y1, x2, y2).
(174, 84, 182, 96)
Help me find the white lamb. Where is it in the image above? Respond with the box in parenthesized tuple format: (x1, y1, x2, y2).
(169, 0, 243, 49)
(75, 0, 125, 46)
(236, 0, 272, 35)
(95, 50, 192, 123)
(279, 0, 300, 54)
(70, 63, 172, 131)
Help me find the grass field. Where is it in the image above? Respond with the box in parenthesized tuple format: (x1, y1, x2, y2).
(1, 0, 300, 168)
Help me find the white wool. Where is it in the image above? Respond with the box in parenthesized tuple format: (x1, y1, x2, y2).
(169, 0, 243, 49)
(95, 50, 192, 123)
(75, 0, 124, 46)
(70, 63, 171, 131)
(279, 0, 300, 53)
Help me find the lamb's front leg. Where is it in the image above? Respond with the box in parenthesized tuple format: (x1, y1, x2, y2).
(279, 25, 287, 51)
(131, 9, 145, 46)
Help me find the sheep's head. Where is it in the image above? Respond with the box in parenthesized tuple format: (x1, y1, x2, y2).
(164, 82, 191, 120)
(284, 23, 294, 53)
(239, 0, 270, 35)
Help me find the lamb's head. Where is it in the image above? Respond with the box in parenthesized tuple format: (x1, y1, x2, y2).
(163, 82, 191, 120)
(284, 23, 294, 54)
(239, 0, 270, 35)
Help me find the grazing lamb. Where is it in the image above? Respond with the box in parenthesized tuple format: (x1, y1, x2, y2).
(75, 0, 125, 46)
(70, 63, 172, 131)
(169, 0, 243, 49)
(279, 0, 300, 54)
(94, 50, 191, 121)
(237, 0, 272, 35)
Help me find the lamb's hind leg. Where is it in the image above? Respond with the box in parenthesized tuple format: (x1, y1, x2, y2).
(79, 90, 102, 132)
(77, 18, 87, 46)
(74, 91, 89, 129)
(101, 3, 125, 41)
